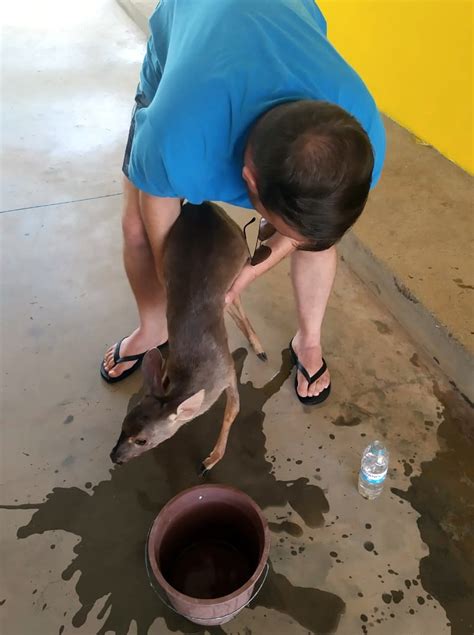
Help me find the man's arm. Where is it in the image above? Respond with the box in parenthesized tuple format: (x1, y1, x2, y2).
(226, 231, 296, 303)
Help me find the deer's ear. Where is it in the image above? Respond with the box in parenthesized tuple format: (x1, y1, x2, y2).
(175, 390, 205, 421)
(142, 349, 166, 396)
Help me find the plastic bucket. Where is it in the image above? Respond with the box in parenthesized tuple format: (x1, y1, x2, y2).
(146, 484, 270, 626)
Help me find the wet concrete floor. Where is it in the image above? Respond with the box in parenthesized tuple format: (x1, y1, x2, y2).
(1, 1, 473, 634)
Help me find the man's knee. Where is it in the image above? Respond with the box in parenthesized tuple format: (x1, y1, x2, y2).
(122, 203, 148, 248)
(120, 176, 147, 247)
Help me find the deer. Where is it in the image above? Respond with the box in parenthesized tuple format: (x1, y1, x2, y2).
(110, 201, 274, 474)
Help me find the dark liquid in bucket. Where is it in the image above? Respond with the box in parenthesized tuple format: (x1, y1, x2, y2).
(168, 537, 254, 599)
(158, 502, 261, 601)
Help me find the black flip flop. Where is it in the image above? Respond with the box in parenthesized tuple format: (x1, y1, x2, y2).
(100, 338, 167, 384)
(289, 340, 331, 405)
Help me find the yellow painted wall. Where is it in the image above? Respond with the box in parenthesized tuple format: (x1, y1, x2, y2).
(318, 0, 473, 174)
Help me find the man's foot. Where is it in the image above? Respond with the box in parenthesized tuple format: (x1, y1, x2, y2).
(102, 328, 167, 380)
(290, 333, 331, 399)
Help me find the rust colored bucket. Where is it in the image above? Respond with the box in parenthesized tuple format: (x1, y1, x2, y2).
(146, 484, 270, 626)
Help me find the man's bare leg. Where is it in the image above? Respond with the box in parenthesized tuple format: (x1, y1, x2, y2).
(290, 246, 337, 398)
(138, 190, 181, 280)
(103, 178, 180, 378)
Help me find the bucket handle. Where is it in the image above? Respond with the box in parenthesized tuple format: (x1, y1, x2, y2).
(144, 542, 269, 624)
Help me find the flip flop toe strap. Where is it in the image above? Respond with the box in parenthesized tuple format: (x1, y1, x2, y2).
(113, 338, 146, 365)
(295, 358, 327, 386)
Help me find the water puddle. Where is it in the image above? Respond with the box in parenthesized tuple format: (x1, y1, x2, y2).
(392, 384, 474, 634)
(2, 348, 344, 634)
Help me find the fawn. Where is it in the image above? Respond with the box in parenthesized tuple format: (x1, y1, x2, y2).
(110, 201, 269, 473)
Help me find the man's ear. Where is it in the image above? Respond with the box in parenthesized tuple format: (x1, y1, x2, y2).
(142, 349, 166, 396)
(242, 165, 258, 194)
(175, 389, 205, 421)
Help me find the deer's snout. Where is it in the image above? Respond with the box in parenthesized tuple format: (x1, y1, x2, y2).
(110, 451, 123, 465)
(110, 431, 127, 465)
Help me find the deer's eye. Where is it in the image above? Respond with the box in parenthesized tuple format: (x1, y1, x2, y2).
(134, 439, 147, 446)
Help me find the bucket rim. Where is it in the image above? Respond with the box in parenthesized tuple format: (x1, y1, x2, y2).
(147, 483, 271, 607)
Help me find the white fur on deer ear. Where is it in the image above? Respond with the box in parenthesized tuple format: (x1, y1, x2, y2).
(142, 349, 166, 396)
(172, 389, 205, 421)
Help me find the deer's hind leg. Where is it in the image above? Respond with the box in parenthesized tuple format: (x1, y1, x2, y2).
(227, 295, 267, 361)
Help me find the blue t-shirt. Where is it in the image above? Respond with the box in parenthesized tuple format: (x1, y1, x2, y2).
(129, 0, 386, 207)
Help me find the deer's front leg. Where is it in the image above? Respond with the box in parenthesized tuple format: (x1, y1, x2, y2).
(200, 376, 240, 475)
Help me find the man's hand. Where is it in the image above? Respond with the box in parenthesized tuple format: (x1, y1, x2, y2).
(225, 261, 258, 304)
(226, 231, 297, 304)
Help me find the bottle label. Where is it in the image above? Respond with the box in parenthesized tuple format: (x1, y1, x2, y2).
(359, 469, 387, 485)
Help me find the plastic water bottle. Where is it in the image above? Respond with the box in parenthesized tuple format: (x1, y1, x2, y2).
(358, 440, 389, 499)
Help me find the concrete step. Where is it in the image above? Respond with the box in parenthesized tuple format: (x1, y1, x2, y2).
(116, 0, 474, 401)
(340, 117, 473, 402)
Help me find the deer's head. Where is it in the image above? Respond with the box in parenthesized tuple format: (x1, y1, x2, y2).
(110, 349, 205, 464)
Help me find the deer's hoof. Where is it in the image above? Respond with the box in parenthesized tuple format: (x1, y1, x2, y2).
(257, 352, 268, 362)
(199, 463, 210, 478)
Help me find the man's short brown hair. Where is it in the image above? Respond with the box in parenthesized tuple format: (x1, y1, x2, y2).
(249, 100, 375, 250)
